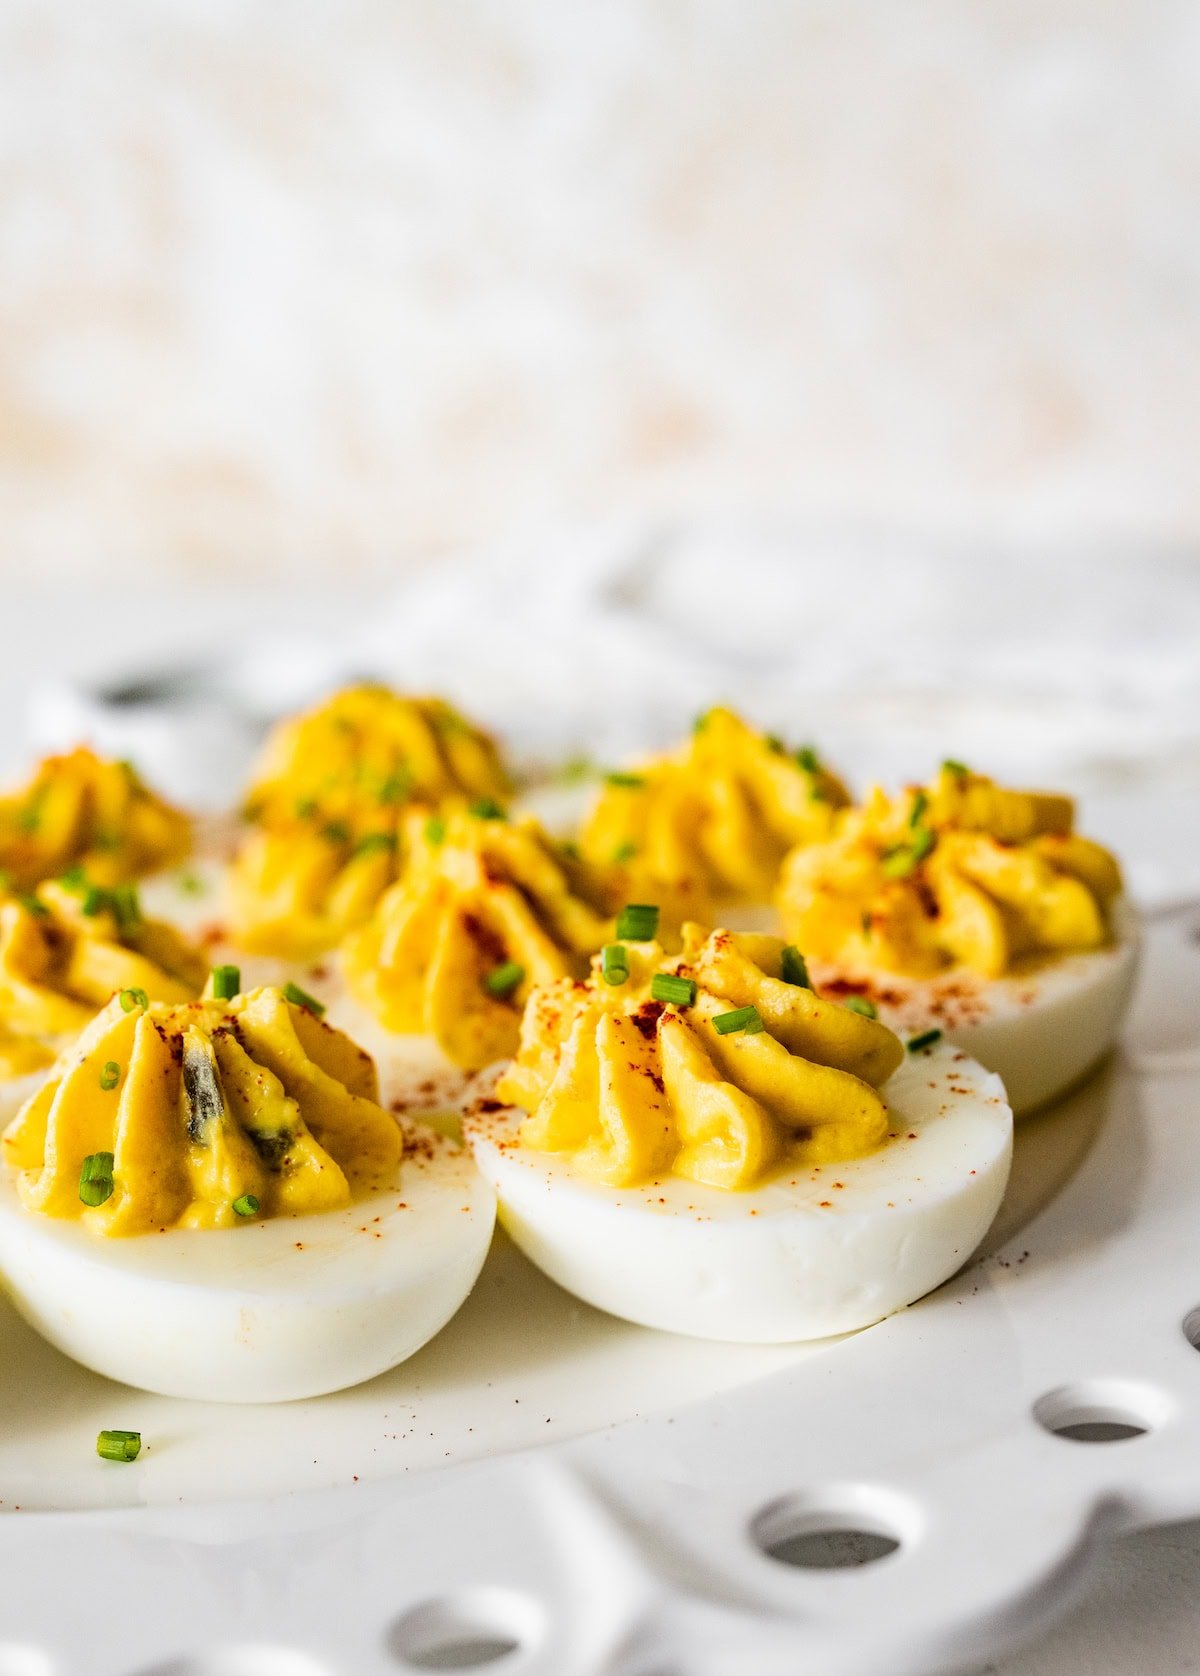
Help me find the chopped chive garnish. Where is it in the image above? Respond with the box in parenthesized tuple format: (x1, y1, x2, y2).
(353, 831, 397, 858)
(320, 820, 351, 844)
(795, 745, 821, 775)
(556, 755, 595, 785)
(616, 903, 659, 941)
(177, 870, 205, 896)
(211, 964, 241, 1001)
(283, 982, 325, 1017)
(882, 826, 936, 878)
(60, 864, 87, 890)
(713, 1005, 764, 1036)
(765, 734, 785, 754)
(650, 973, 696, 1007)
(484, 961, 525, 1000)
(110, 884, 141, 933)
(424, 815, 447, 846)
(17, 893, 48, 917)
(844, 996, 878, 1020)
(377, 768, 414, 805)
(99, 1061, 120, 1091)
(559, 839, 580, 860)
(232, 1193, 260, 1218)
(96, 1429, 141, 1463)
(692, 710, 711, 733)
(780, 945, 811, 989)
(81, 884, 108, 917)
(119, 987, 149, 1013)
(612, 840, 638, 865)
(295, 797, 319, 820)
(79, 1151, 115, 1207)
(469, 798, 506, 820)
(907, 1028, 943, 1053)
(604, 771, 646, 789)
(942, 759, 969, 778)
(601, 944, 629, 986)
(908, 789, 929, 829)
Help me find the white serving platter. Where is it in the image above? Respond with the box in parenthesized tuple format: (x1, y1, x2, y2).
(0, 902, 1195, 1676)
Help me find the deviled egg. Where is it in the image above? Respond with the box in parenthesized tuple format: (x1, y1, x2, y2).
(0, 872, 205, 1084)
(464, 918, 1012, 1342)
(228, 684, 510, 958)
(343, 806, 611, 1072)
(579, 709, 848, 929)
(777, 762, 1138, 1114)
(0, 747, 191, 889)
(0, 971, 494, 1401)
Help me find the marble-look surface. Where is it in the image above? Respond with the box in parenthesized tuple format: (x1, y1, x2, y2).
(1, 1, 1198, 581)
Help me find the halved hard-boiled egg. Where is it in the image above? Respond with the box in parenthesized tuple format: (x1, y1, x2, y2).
(342, 806, 610, 1072)
(464, 921, 1012, 1342)
(228, 684, 511, 959)
(579, 709, 848, 930)
(0, 972, 494, 1401)
(0, 746, 191, 889)
(777, 763, 1138, 1115)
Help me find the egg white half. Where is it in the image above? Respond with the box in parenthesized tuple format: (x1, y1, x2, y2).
(0, 1122, 495, 1403)
(464, 1041, 1012, 1344)
(816, 900, 1139, 1118)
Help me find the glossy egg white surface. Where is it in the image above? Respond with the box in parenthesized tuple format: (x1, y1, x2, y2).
(464, 1041, 1012, 1344)
(828, 901, 1140, 1118)
(0, 1121, 495, 1403)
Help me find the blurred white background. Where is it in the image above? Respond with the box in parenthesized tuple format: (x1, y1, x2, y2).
(1, 0, 1198, 582)
(1, 9, 1199, 1668)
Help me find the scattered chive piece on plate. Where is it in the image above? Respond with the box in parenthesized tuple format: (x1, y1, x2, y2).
(79, 1151, 115, 1207)
(908, 1028, 943, 1053)
(780, 944, 811, 989)
(232, 1194, 260, 1218)
(908, 789, 929, 828)
(99, 1061, 120, 1092)
(713, 1005, 764, 1036)
(650, 973, 696, 1007)
(283, 982, 325, 1017)
(321, 820, 351, 844)
(119, 987, 149, 1013)
(844, 996, 878, 1019)
(601, 944, 629, 986)
(942, 759, 969, 778)
(604, 771, 645, 789)
(611, 840, 638, 865)
(795, 745, 821, 775)
(484, 961, 525, 1000)
(424, 815, 446, 846)
(211, 964, 241, 1001)
(616, 903, 659, 941)
(96, 1429, 141, 1463)
(469, 798, 506, 820)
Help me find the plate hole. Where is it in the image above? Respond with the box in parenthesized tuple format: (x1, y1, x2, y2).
(1033, 1379, 1169, 1443)
(388, 1589, 543, 1670)
(751, 1486, 915, 1571)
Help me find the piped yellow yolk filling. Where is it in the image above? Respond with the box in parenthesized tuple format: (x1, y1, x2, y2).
(0, 748, 190, 891)
(778, 766, 1124, 981)
(580, 709, 849, 922)
(0, 877, 207, 1078)
(343, 810, 612, 1072)
(228, 686, 511, 958)
(241, 685, 508, 833)
(495, 926, 904, 1192)
(1, 983, 403, 1235)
